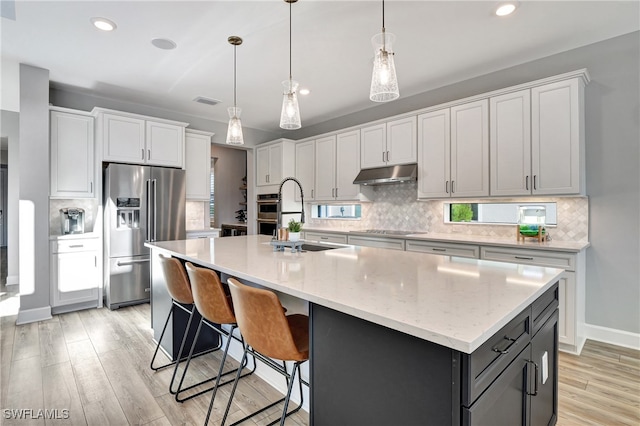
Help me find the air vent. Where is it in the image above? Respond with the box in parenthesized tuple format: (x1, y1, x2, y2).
(193, 96, 222, 106)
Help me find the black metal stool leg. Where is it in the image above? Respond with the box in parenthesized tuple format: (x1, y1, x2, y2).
(220, 346, 250, 426)
(204, 324, 236, 425)
(150, 303, 175, 371)
(168, 304, 196, 394)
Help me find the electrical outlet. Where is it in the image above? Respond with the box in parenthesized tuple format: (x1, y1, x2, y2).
(542, 351, 549, 384)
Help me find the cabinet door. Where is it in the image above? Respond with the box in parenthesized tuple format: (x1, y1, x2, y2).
(103, 113, 146, 164)
(295, 140, 315, 201)
(256, 145, 270, 186)
(490, 90, 531, 196)
(185, 132, 211, 200)
(360, 123, 386, 168)
(386, 116, 417, 166)
(531, 79, 582, 195)
(52, 250, 100, 307)
(463, 344, 531, 426)
(451, 99, 489, 197)
(530, 312, 559, 426)
(335, 130, 361, 200)
(50, 111, 95, 198)
(315, 136, 337, 200)
(146, 121, 184, 168)
(268, 143, 284, 184)
(417, 109, 450, 198)
(347, 236, 405, 250)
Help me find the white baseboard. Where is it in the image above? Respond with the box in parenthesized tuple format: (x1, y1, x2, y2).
(585, 323, 640, 351)
(6, 275, 19, 285)
(16, 306, 52, 325)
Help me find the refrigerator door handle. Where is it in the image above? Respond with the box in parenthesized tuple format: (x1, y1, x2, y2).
(153, 178, 158, 241)
(146, 179, 152, 242)
(117, 259, 151, 266)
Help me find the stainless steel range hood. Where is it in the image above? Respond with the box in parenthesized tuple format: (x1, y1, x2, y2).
(353, 164, 417, 185)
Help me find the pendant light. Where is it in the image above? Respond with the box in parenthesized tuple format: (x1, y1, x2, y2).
(226, 35, 244, 145)
(370, 0, 399, 102)
(279, 0, 301, 130)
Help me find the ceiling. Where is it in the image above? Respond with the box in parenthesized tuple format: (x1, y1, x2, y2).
(2, 1, 639, 136)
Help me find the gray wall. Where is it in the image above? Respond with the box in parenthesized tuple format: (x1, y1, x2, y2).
(49, 87, 280, 147)
(211, 145, 246, 227)
(289, 31, 640, 335)
(17, 64, 51, 322)
(1, 110, 19, 284)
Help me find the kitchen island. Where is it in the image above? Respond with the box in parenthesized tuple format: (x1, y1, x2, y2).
(146, 235, 563, 425)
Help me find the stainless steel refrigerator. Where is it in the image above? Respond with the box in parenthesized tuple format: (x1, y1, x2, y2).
(104, 163, 186, 309)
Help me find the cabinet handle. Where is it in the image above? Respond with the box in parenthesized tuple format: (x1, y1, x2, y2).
(141, 148, 144, 160)
(451, 180, 455, 193)
(335, 187, 338, 198)
(148, 149, 151, 160)
(90, 181, 93, 193)
(266, 174, 269, 183)
(527, 360, 539, 396)
(445, 181, 449, 194)
(533, 175, 537, 190)
(320, 237, 329, 240)
(515, 256, 534, 260)
(95, 256, 97, 267)
(491, 336, 518, 355)
(311, 189, 314, 198)
(526, 176, 529, 191)
(432, 248, 447, 252)
(144, 288, 151, 293)
(68, 244, 84, 248)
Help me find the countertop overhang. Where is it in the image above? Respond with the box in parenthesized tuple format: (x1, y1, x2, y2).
(146, 235, 563, 354)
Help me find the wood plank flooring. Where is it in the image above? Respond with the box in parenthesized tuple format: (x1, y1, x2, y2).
(1, 279, 639, 425)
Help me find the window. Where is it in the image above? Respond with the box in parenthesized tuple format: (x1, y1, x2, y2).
(311, 204, 361, 219)
(445, 202, 557, 225)
(209, 158, 215, 226)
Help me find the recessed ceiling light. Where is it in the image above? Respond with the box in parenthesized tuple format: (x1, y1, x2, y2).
(495, 3, 517, 16)
(151, 38, 177, 50)
(299, 88, 310, 96)
(90, 17, 117, 31)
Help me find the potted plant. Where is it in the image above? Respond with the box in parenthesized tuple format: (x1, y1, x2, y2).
(287, 218, 302, 242)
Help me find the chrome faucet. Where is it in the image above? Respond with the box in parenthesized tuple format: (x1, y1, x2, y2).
(277, 177, 305, 230)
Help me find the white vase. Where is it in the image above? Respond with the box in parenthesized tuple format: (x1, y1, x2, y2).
(288, 232, 300, 242)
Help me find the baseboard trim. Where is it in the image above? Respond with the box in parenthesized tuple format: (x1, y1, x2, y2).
(6, 275, 19, 285)
(16, 306, 52, 325)
(585, 323, 640, 351)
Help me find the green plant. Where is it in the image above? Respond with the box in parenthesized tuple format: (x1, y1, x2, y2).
(288, 218, 302, 233)
(451, 204, 474, 222)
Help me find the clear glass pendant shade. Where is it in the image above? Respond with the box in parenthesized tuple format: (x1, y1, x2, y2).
(226, 107, 244, 145)
(279, 79, 301, 130)
(370, 32, 399, 102)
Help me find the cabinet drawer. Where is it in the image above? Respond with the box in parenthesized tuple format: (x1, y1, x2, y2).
(53, 238, 100, 254)
(480, 247, 575, 271)
(532, 282, 559, 336)
(304, 232, 348, 244)
(347, 235, 405, 251)
(461, 307, 531, 406)
(406, 241, 479, 259)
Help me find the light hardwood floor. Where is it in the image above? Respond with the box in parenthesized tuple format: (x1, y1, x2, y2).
(1, 281, 638, 425)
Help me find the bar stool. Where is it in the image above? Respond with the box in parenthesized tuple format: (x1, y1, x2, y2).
(222, 278, 309, 426)
(177, 263, 255, 409)
(149, 254, 220, 396)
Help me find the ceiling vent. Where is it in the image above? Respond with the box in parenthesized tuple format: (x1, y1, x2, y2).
(193, 96, 221, 106)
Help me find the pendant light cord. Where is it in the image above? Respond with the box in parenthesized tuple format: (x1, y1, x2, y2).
(381, 0, 386, 50)
(289, 0, 293, 81)
(233, 44, 237, 107)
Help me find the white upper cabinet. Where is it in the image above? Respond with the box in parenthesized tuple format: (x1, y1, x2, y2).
(418, 109, 450, 198)
(531, 78, 585, 195)
(361, 116, 417, 169)
(97, 109, 187, 168)
(295, 140, 315, 201)
(146, 121, 184, 168)
(450, 99, 489, 197)
(314, 136, 337, 200)
(50, 109, 95, 198)
(335, 130, 362, 200)
(255, 139, 294, 189)
(490, 90, 532, 196)
(185, 130, 213, 201)
(418, 100, 488, 198)
(490, 78, 585, 196)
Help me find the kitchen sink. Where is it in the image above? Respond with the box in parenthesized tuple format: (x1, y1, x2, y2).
(300, 243, 339, 252)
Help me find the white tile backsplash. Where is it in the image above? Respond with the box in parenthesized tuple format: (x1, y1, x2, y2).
(186, 201, 208, 230)
(307, 182, 589, 242)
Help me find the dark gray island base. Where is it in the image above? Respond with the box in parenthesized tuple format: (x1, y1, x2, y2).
(310, 283, 559, 426)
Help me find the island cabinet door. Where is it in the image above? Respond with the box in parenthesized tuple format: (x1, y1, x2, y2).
(529, 310, 559, 426)
(462, 343, 532, 426)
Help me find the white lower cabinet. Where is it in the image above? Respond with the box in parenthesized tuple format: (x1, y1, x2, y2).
(406, 240, 479, 259)
(347, 235, 405, 251)
(480, 246, 584, 354)
(51, 238, 100, 310)
(303, 232, 348, 244)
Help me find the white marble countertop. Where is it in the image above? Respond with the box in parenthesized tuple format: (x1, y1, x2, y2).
(305, 228, 590, 252)
(146, 235, 563, 354)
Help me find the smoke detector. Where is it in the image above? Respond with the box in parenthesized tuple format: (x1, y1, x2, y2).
(193, 96, 222, 106)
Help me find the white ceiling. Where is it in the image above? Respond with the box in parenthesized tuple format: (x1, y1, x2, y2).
(2, 1, 639, 135)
